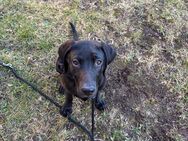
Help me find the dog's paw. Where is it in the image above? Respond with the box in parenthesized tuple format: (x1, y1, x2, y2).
(59, 85, 64, 94)
(60, 105, 72, 117)
(95, 99, 106, 111)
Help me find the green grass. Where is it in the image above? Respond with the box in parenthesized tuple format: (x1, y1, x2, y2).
(0, 0, 188, 140)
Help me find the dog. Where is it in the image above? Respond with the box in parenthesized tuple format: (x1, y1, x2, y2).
(56, 22, 116, 117)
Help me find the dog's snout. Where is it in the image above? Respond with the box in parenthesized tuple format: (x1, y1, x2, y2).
(81, 86, 95, 94)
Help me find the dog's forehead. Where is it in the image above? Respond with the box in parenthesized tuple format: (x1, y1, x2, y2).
(73, 40, 100, 49)
(70, 40, 103, 57)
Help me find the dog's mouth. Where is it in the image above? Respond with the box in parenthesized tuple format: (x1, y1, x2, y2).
(88, 94, 96, 100)
(75, 92, 97, 101)
(80, 96, 95, 101)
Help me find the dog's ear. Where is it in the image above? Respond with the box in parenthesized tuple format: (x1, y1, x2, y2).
(56, 40, 75, 74)
(101, 43, 116, 66)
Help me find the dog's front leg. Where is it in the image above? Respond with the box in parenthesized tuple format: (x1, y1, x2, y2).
(95, 92, 106, 111)
(60, 92, 73, 117)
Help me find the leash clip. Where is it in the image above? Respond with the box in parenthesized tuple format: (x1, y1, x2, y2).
(2, 62, 13, 68)
(4, 63, 12, 67)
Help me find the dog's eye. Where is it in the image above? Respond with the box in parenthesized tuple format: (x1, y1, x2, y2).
(96, 59, 102, 66)
(72, 59, 80, 66)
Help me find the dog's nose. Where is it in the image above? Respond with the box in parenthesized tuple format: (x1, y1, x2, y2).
(81, 86, 95, 94)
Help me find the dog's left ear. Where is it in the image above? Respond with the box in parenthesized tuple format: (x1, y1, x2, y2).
(101, 43, 116, 65)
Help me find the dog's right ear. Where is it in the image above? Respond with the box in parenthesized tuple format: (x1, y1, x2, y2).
(56, 40, 75, 74)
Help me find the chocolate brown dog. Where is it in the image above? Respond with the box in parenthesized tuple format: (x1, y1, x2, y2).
(56, 23, 116, 117)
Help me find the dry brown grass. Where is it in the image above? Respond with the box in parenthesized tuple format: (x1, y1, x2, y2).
(0, 0, 188, 140)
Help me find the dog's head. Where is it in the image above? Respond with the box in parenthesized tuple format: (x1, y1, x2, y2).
(56, 40, 116, 99)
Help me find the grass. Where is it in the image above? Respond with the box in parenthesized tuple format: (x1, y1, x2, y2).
(0, 0, 188, 140)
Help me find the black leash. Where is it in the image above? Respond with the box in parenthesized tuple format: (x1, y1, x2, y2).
(0, 61, 95, 141)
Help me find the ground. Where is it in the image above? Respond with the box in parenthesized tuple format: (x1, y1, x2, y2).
(0, 0, 188, 141)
